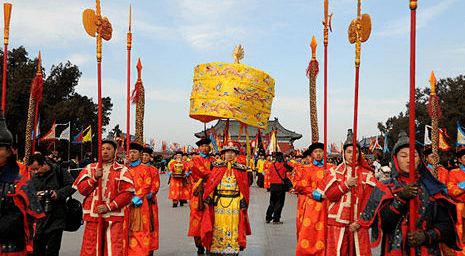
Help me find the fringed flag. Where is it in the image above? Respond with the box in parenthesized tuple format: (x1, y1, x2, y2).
(39, 120, 56, 142)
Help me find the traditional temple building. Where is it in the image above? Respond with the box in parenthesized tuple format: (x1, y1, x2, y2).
(194, 118, 302, 154)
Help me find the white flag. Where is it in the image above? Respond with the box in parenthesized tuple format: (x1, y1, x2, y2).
(57, 123, 70, 141)
(424, 125, 432, 145)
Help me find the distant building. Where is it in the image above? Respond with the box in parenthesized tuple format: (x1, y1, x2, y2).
(194, 118, 302, 154)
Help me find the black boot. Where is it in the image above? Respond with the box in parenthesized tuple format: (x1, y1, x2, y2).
(197, 245, 205, 254)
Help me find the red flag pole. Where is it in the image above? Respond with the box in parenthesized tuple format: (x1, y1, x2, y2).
(2, 3, 11, 114)
(408, 1, 417, 255)
(126, 6, 132, 162)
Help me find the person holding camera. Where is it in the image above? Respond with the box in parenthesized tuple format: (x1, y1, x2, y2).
(29, 153, 75, 256)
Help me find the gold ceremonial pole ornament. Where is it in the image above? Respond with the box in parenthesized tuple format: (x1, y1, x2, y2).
(2, 3, 11, 114)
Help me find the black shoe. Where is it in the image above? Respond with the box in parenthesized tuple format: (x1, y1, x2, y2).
(172, 203, 178, 207)
(180, 202, 184, 206)
(197, 246, 205, 254)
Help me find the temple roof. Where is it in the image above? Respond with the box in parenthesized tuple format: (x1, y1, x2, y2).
(194, 118, 302, 144)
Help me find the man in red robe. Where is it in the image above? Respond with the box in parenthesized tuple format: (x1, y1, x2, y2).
(168, 151, 191, 207)
(294, 142, 334, 256)
(141, 147, 160, 255)
(127, 142, 153, 256)
(73, 139, 135, 256)
(201, 141, 251, 254)
(321, 129, 377, 256)
(444, 145, 465, 256)
(188, 138, 213, 255)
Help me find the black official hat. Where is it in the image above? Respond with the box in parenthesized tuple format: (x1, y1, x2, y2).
(143, 147, 153, 155)
(129, 142, 144, 152)
(196, 138, 211, 147)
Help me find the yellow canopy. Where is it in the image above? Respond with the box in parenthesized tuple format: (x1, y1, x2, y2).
(189, 62, 275, 129)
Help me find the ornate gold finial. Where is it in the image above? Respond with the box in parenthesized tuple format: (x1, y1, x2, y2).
(3, 3, 12, 45)
(82, 0, 112, 62)
(136, 58, 142, 80)
(430, 71, 437, 95)
(129, 5, 132, 32)
(233, 44, 244, 64)
(127, 5, 132, 50)
(37, 51, 42, 76)
(323, 0, 333, 46)
(410, 0, 417, 10)
(310, 35, 317, 60)
(348, 0, 371, 68)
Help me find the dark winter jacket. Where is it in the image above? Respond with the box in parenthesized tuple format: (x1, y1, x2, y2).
(31, 163, 75, 234)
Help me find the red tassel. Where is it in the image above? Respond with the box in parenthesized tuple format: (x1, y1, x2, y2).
(306, 60, 319, 78)
(131, 81, 142, 104)
(31, 75, 43, 102)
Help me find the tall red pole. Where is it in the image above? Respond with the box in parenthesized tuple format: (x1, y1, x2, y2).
(2, 3, 11, 114)
(126, 6, 132, 161)
(408, 1, 417, 255)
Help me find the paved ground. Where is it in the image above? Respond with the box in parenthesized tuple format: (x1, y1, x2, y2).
(61, 173, 380, 255)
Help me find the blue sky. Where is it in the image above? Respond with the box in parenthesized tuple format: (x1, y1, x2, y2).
(4, 0, 464, 149)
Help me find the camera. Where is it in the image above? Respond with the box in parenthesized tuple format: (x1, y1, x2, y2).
(38, 190, 53, 213)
